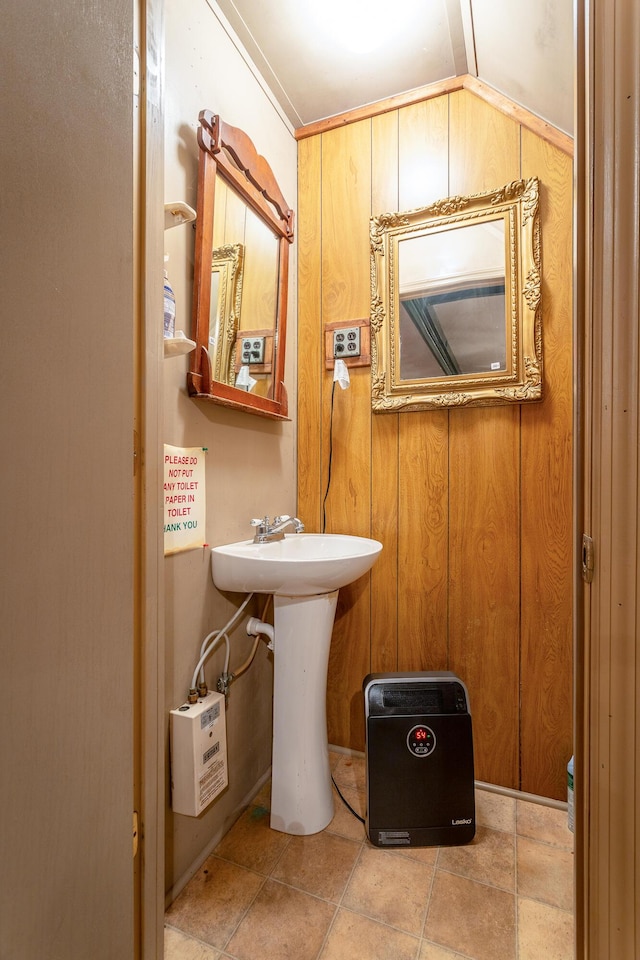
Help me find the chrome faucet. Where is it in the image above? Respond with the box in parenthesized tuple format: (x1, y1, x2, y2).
(250, 515, 305, 543)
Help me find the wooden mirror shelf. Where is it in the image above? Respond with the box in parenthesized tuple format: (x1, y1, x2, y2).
(188, 110, 294, 420)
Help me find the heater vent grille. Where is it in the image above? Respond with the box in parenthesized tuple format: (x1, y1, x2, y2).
(383, 688, 443, 713)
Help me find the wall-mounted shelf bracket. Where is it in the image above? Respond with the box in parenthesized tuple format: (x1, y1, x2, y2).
(164, 201, 196, 230)
(164, 332, 196, 358)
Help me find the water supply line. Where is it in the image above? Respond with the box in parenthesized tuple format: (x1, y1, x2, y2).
(189, 593, 273, 701)
(189, 592, 254, 699)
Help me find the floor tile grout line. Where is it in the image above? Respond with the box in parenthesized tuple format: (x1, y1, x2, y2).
(435, 863, 517, 896)
(328, 901, 427, 945)
(419, 935, 478, 960)
(267, 829, 295, 877)
(163, 921, 221, 953)
(516, 832, 575, 852)
(314, 836, 433, 955)
(420, 844, 440, 942)
(165, 777, 575, 960)
(200, 848, 279, 957)
(215, 768, 367, 960)
(313, 831, 367, 960)
(337, 800, 440, 943)
(164, 919, 243, 960)
(222, 871, 269, 955)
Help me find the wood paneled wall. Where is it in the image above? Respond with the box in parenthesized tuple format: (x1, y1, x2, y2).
(297, 89, 573, 800)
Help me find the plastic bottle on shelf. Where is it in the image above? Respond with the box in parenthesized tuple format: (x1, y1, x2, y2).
(163, 257, 176, 338)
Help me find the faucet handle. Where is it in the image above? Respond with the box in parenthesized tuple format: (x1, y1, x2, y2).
(273, 515, 290, 524)
(251, 516, 269, 528)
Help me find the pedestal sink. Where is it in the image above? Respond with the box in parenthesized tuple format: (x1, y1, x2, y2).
(211, 533, 382, 835)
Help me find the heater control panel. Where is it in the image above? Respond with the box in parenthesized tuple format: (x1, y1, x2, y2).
(407, 723, 436, 757)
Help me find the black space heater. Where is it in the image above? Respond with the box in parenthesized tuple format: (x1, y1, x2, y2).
(363, 671, 475, 848)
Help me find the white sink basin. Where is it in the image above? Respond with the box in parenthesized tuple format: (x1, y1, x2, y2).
(211, 533, 382, 597)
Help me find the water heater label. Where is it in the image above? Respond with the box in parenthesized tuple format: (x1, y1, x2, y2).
(201, 703, 220, 728)
(203, 741, 220, 765)
(200, 756, 226, 807)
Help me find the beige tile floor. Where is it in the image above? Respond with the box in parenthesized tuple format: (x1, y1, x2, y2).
(165, 753, 574, 960)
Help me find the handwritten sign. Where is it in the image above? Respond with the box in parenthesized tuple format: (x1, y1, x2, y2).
(163, 444, 206, 555)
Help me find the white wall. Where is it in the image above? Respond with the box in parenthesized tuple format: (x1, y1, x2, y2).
(163, 0, 298, 895)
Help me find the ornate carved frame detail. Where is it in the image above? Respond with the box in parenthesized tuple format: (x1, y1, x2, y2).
(210, 242, 244, 385)
(370, 178, 542, 412)
(188, 110, 295, 419)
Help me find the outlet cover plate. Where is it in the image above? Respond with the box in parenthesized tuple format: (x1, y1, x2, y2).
(333, 326, 361, 358)
(324, 319, 371, 370)
(240, 336, 265, 365)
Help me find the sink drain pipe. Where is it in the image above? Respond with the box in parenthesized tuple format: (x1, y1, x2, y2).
(246, 617, 275, 651)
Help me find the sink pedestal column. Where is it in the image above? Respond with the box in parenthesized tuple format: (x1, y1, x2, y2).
(270, 590, 338, 835)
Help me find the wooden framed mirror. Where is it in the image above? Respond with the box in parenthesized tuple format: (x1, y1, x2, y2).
(188, 111, 294, 419)
(370, 178, 542, 411)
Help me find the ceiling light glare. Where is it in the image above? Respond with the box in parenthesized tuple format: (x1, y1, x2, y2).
(311, 0, 422, 55)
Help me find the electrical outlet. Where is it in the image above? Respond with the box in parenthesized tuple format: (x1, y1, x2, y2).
(240, 336, 266, 365)
(333, 326, 361, 359)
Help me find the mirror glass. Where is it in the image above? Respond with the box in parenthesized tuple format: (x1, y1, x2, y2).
(188, 111, 294, 420)
(207, 176, 281, 395)
(398, 220, 506, 380)
(370, 178, 542, 411)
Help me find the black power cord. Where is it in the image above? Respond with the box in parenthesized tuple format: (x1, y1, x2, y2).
(322, 378, 363, 824)
(321, 379, 337, 533)
(331, 773, 365, 824)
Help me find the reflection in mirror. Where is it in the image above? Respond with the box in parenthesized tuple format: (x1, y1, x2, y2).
(398, 220, 506, 380)
(208, 243, 244, 385)
(370, 178, 542, 411)
(188, 110, 294, 420)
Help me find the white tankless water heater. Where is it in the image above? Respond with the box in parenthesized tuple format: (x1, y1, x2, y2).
(363, 672, 475, 847)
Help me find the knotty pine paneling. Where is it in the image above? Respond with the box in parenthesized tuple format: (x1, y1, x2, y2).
(297, 136, 323, 529)
(398, 97, 449, 209)
(520, 130, 573, 798)
(370, 411, 399, 673)
(448, 94, 523, 788)
(321, 121, 372, 750)
(297, 89, 573, 799)
(371, 110, 399, 215)
(370, 112, 400, 674)
(395, 96, 451, 678)
(398, 411, 449, 673)
(449, 89, 521, 195)
(321, 122, 372, 324)
(449, 406, 521, 788)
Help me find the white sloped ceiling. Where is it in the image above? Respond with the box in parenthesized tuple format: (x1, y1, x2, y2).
(211, 0, 573, 134)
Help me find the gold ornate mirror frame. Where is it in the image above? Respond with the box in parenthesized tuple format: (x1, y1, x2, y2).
(370, 178, 542, 411)
(188, 111, 294, 420)
(209, 242, 244, 385)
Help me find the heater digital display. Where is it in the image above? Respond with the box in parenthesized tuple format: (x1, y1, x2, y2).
(407, 724, 436, 757)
